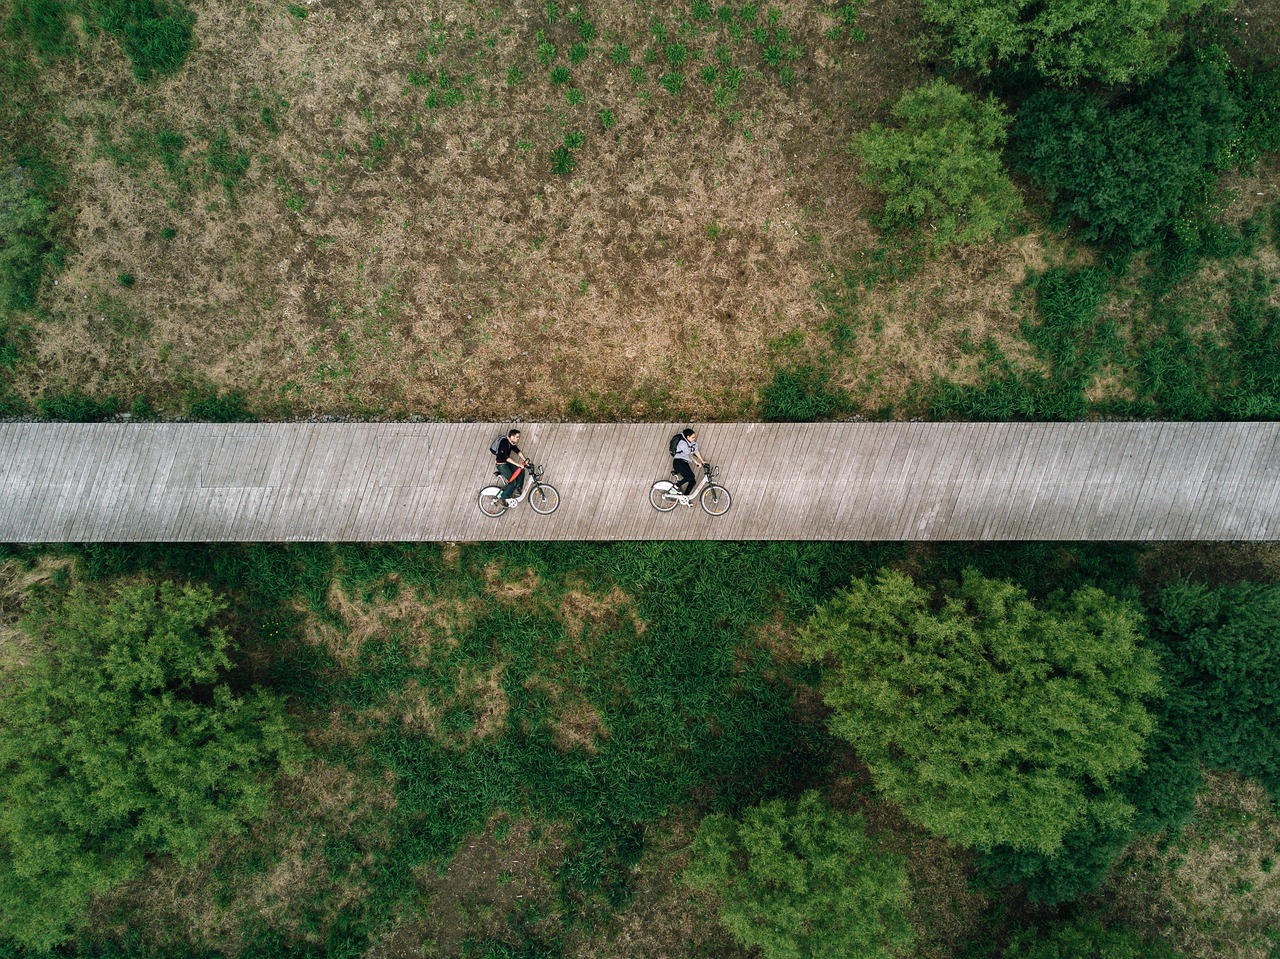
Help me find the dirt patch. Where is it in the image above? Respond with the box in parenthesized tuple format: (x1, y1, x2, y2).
(1110, 771, 1280, 959)
(395, 662, 510, 747)
(483, 562, 542, 603)
(403, 817, 568, 959)
(301, 578, 481, 666)
(557, 584, 645, 645)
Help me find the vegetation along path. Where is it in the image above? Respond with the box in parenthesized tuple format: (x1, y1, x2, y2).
(1, 422, 1277, 541)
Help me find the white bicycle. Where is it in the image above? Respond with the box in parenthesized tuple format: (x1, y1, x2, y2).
(649, 463, 732, 516)
(477, 462, 560, 517)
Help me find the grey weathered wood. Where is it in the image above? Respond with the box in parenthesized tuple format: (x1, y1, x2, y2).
(1, 423, 1279, 541)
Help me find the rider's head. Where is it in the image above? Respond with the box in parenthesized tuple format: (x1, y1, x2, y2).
(682, 428, 695, 440)
(508, 429, 521, 440)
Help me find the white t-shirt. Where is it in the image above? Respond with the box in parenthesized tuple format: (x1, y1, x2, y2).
(674, 438, 698, 463)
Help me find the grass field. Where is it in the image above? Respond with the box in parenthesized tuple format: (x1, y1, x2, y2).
(8, 0, 1274, 421)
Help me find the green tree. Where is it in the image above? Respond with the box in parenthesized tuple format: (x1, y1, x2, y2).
(0, 578, 305, 949)
(684, 790, 913, 959)
(1154, 579, 1280, 791)
(921, 0, 1232, 86)
(1002, 914, 1177, 958)
(1012, 61, 1238, 250)
(856, 79, 1023, 249)
(798, 568, 1160, 855)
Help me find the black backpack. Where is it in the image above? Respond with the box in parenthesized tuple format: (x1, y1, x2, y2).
(669, 433, 684, 456)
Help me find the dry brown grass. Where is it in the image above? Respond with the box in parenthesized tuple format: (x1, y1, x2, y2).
(2, 0, 999, 421)
(1110, 771, 1280, 959)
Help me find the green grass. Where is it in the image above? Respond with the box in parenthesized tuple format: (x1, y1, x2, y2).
(4, 0, 195, 80)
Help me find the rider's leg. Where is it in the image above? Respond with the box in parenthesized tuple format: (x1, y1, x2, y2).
(673, 459, 695, 495)
(497, 463, 519, 499)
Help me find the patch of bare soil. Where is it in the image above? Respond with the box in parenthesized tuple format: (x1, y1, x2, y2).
(1109, 771, 1280, 959)
(7, 0, 990, 420)
(397, 817, 568, 959)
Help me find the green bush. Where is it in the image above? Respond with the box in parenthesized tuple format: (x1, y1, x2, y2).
(684, 791, 913, 959)
(798, 568, 1160, 854)
(1135, 266, 1280, 419)
(3, 0, 193, 80)
(184, 386, 256, 422)
(1153, 579, 1280, 792)
(0, 164, 56, 315)
(1012, 61, 1238, 250)
(927, 267, 1117, 421)
(0, 578, 305, 948)
(921, 0, 1229, 85)
(760, 365, 849, 421)
(856, 79, 1022, 249)
(37, 390, 120, 421)
(1002, 914, 1178, 958)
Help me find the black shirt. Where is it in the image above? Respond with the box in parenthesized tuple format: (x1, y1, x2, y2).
(496, 439, 520, 464)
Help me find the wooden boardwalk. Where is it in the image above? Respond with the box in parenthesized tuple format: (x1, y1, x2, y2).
(0, 422, 1277, 541)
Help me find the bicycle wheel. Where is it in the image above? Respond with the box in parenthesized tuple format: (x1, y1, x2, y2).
(529, 483, 560, 514)
(701, 484, 732, 516)
(477, 487, 506, 517)
(650, 481, 678, 512)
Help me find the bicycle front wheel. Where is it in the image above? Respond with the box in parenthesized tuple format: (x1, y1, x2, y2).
(650, 481, 678, 512)
(477, 488, 506, 517)
(701, 484, 732, 516)
(529, 483, 560, 514)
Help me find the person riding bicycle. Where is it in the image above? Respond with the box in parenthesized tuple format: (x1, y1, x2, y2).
(495, 428, 529, 506)
(672, 427, 705, 496)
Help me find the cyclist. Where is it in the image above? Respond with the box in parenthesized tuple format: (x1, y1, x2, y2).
(672, 427, 705, 496)
(495, 428, 529, 506)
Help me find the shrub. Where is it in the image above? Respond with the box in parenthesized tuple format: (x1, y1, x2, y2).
(798, 568, 1159, 854)
(856, 79, 1022, 248)
(921, 0, 1229, 85)
(1002, 914, 1178, 958)
(760, 365, 849, 422)
(1153, 579, 1280, 792)
(122, 11, 193, 81)
(684, 791, 913, 959)
(1012, 61, 1238, 250)
(37, 390, 120, 421)
(0, 164, 56, 315)
(0, 578, 305, 948)
(184, 386, 256, 422)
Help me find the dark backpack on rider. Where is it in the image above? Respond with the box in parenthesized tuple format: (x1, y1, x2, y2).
(669, 433, 684, 457)
(489, 435, 505, 456)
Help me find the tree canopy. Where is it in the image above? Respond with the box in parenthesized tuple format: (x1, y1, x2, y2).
(798, 568, 1160, 855)
(684, 790, 913, 959)
(0, 578, 305, 949)
(855, 78, 1023, 249)
(921, 0, 1234, 86)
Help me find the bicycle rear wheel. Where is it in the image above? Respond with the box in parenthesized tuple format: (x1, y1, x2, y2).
(700, 484, 732, 516)
(477, 488, 506, 517)
(529, 483, 560, 514)
(650, 481, 678, 512)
